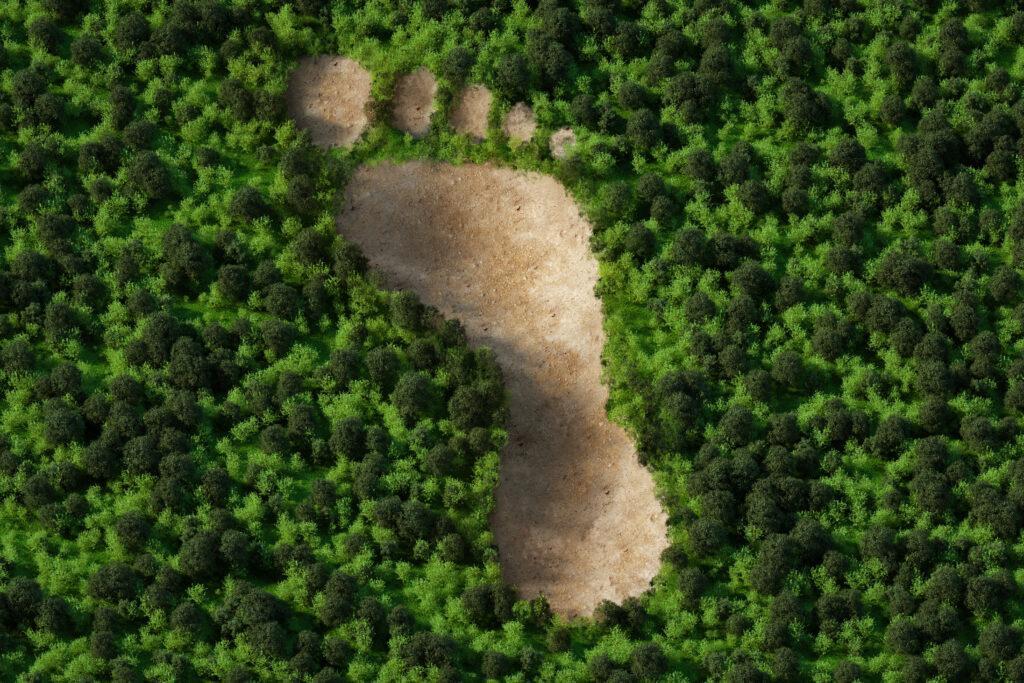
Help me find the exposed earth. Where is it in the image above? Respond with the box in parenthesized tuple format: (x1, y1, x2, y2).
(391, 68, 437, 138)
(285, 56, 372, 148)
(549, 127, 577, 160)
(335, 162, 668, 616)
(450, 85, 492, 141)
(502, 102, 537, 143)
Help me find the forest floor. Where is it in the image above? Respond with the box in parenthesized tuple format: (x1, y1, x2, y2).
(336, 162, 668, 616)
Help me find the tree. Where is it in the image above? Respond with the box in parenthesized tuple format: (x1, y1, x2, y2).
(330, 417, 366, 461)
(319, 571, 356, 627)
(88, 563, 140, 603)
(967, 572, 1013, 616)
(6, 577, 43, 623)
(229, 186, 269, 221)
(292, 228, 329, 267)
(124, 151, 172, 202)
(115, 512, 150, 552)
(260, 319, 296, 357)
(979, 621, 1017, 663)
(178, 531, 221, 580)
(264, 282, 299, 319)
(44, 400, 84, 446)
(244, 620, 289, 659)
(112, 11, 149, 52)
(781, 78, 825, 133)
(626, 109, 661, 151)
(770, 647, 799, 681)
(622, 224, 656, 262)
(447, 385, 487, 430)
(400, 631, 456, 669)
(160, 224, 209, 294)
(832, 661, 860, 683)
(219, 79, 254, 120)
(366, 347, 399, 392)
(750, 535, 794, 594)
(829, 135, 866, 174)
(440, 46, 474, 85)
(90, 628, 118, 660)
(69, 30, 104, 64)
(123, 119, 156, 150)
(462, 584, 500, 629)
(630, 643, 667, 680)
(44, 299, 78, 343)
(884, 619, 922, 655)
(392, 372, 432, 426)
(738, 180, 771, 214)
(874, 248, 931, 295)
(717, 405, 755, 447)
(167, 337, 210, 390)
(870, 415, 909, 460)
(493, 54, 530, 99)
(770, 350, 805, 391)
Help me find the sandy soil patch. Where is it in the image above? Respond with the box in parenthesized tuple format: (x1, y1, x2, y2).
(391, 68, 437, 138)
(549, 127, 577, 159)
(450, 85, 492, 141)
(336, 162, 668, 617)
(286, 56, 372, 149)
(502, 102, 537, 143)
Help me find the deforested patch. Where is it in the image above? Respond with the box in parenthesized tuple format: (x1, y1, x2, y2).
(502, 102, 536, 143)
(549, 127, 577, 159)
(450, 85, 492, 141)
(391, 68, 437, 138)
(286, 56, 372, 149)
(336, 161, 668, 617)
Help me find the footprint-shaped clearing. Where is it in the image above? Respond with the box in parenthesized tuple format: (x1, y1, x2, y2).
(286, 56, 665, 616)
(336, 162, 668, 616)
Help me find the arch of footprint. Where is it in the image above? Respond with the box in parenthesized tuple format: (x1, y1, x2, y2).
(287, 57, 666, 617)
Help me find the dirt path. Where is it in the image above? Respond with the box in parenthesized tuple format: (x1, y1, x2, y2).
(285, 57, 371, 148)
(336, 162, 667, 616)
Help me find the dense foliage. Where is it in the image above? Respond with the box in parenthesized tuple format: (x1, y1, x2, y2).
(2, 0, 1024, 681)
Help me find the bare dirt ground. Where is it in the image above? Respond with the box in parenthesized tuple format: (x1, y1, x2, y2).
(336, 162, 668, 617)
(502, 102, 537, 143)
(450, 85, 492, 141)
(285, 56, 372, 149)
(549, 127, 577, 159)
(391, 68, 437, 138)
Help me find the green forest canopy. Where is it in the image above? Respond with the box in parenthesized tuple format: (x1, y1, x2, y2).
(2, 0, 1024, 681)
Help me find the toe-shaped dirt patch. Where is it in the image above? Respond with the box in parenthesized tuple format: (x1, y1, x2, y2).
(450, 85, 492, 141)
(336, 162, 668, 616)
(549, 127, 577, 159)
(391, 68, 437, 138)
(286, 56, 372, 149)
(502, 102, 537, 143)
